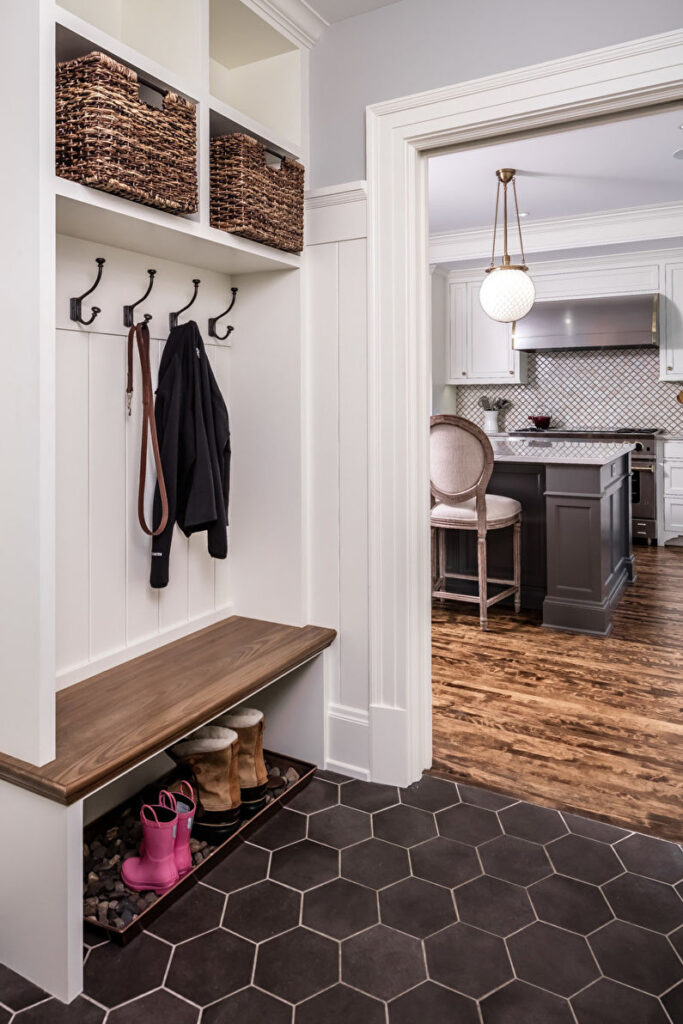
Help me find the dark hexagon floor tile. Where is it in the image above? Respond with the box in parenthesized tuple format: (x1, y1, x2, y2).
(479, 834, 552, 886)
(529, 874, 613, 934)
(373, 804, 437, 847)
(83, 923, 109, 949)
(0, 1009, 10, 1024)
(457, 783, 518, 810)
(481, 979, 574, 1024)
(547, 833, 623, 884)
(13, 997, 105, 1024)
(303, 877, 378, 938)
(572, 978, 671, 1024)
(341, 838, 410, 889)
(589, 920, 683, 996)
(285, 777, 339, 814)
(308, 805, 371, 849)
(247, 808, 307, 851)
(380, 876, 456, 938)
(255, 926, 338, 1003)
(603, 872, 683, 933)
(436, 802, 502, 846)
(342, 924, 426, 1000)
(456, 875, 534, 937)
(663, 982, 683, 1024)
(561, 812, 630, 845)
(670, 925, 683, 959)
(223, 879, 300, 941)
(166, 928, 254, 1005)
(507, 922, 599, 997)
(84, 932, 170, 1007)
(425, 922, 512, 998)
(500, 802, 568, 844)
(315, 768, 352, 784)
(340, 779, 399, 813)
(615, 833, 683, 884)
(201, 840, 269, 893)
(296, 984, 385, 1024)
(389, 981, 479, 1024)
(146, 882, 224, 943)
(410, 836, 481, 888)
(203, 987, 291, 1024)
(270, 840, 339, 891)
(0, 964, 47, 1012)
(106, 990, 197, 1024)
(400, 775, 460, 813)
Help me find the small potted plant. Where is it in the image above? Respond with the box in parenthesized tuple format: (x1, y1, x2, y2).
(479, 396, 511, 435)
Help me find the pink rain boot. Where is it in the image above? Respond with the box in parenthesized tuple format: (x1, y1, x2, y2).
(121, 803, 179, 895)
(159, 782, 196, 877)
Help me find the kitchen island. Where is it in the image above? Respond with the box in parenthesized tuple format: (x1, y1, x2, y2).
(446, 438, 636, 635)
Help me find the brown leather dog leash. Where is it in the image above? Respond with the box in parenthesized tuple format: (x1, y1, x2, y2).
(126, 322, 169, 536)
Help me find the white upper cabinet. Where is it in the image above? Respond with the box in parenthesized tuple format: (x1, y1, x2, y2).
(661, 263, 683, 382)
(448, 280, 527, 385)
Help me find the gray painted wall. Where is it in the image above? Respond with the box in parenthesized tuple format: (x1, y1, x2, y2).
(309, 0, 683, 188)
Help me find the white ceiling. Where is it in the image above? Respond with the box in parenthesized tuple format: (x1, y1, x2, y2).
(429, 107, 683, 236)
(307, 0, 402, 25)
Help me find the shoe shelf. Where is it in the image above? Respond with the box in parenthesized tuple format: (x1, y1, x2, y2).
(0, 616, 336, 804)
(83, 749, 316, 943)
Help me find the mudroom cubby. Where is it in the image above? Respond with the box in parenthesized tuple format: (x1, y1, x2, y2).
(0, 0, 325, 1006)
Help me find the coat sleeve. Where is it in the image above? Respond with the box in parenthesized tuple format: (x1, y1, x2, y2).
(150, 356, 182, 588)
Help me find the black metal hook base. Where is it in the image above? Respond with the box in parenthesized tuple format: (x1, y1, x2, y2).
(70, 257, 105, 326)
(208, 287, 238, 341)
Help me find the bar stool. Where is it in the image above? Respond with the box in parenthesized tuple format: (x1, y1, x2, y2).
(430, 415, 522, 631)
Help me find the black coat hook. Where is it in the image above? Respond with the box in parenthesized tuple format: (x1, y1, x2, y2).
(70, 257, 105, 326)
(208, 287, 238, 341)
(123, 269, 156, 328)
(170, 278, 200, 330)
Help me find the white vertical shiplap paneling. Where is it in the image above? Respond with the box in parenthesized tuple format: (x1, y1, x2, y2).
(56, 235, 236, 688)
(55, 329, 89, 674)
(88, 333, 128, 658)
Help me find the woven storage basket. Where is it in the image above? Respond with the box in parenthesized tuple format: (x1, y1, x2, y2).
(56, 51, 197, 215)
(210, 133, 304, 253)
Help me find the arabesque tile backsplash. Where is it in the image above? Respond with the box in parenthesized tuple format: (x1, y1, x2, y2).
(455, 348, 683, 435)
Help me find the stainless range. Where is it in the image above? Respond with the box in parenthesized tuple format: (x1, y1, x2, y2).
(508, 428, 661, 544)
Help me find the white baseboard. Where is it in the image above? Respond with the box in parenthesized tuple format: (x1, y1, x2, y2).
(324, 759, 370, 781)
(327, 701, 370, 778)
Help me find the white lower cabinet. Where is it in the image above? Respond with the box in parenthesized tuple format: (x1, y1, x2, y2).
(448, 280, 527, 385)
(662, 442, 683, 536)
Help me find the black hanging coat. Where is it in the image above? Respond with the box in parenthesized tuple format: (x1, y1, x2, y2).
(150, 321, 231, 588)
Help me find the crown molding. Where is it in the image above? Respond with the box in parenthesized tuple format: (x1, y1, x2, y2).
(429, 202, 683, 265)
(242, 0, 327, 49)
(306, 181, 368, 210)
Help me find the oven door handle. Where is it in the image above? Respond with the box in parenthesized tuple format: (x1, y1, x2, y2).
(631, 465, 655, 473)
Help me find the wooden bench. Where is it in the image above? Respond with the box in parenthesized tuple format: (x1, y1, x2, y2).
(0, 615, 336, 1002)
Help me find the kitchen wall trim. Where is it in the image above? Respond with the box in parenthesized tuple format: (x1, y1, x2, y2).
(429, 200, 683, 264)
(365, 28, 683, 787)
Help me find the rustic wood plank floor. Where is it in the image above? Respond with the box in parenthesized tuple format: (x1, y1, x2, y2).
(431, 545, 683, 842)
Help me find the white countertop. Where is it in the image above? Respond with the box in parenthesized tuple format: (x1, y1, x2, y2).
(492, 438, 636, 466)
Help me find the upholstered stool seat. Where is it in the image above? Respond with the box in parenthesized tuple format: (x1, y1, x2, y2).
(430, 415, 522, 630)
(431, 495, 521, 527)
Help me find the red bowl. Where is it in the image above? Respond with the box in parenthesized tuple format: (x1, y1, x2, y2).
(529, 416, 551, 430)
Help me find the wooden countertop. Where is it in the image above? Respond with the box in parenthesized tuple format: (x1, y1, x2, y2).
(0, 616, 336, 805)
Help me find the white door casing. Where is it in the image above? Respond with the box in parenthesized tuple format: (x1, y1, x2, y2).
(365, 29, 683, 786)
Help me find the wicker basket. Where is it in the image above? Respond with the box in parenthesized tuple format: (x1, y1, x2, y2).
(56, 51, 198, 215)
(210, 133, 304, 253)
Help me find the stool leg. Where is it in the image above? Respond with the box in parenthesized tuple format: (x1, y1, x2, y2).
(431, 527, 437, 595)
(438, 528, 446, 602)
(513, 518, 522, 614)
(477, 532, 488, 630)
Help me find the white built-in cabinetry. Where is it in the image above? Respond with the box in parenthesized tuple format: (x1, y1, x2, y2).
(662, 440, 683, 538)
(447, 278, 527, 385)
(441, 250, 683, 386)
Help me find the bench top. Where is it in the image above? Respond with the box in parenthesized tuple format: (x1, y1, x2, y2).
(0, 616, 336, 805)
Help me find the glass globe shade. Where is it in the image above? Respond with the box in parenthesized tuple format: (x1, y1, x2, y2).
(479, 267, 535, 323)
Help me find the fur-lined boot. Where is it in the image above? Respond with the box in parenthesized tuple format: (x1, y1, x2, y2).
(216, 708, 268, 817)
(168, 726, 241, 841)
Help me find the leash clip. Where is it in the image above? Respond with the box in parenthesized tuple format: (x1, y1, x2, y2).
(126, 389, 132, 417)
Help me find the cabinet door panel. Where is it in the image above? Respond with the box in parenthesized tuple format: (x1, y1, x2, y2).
(664, 497, 683, 532)
(663, 460, 683, 497)
(467, 283, 514, 380)
(661, 264, 683, 381)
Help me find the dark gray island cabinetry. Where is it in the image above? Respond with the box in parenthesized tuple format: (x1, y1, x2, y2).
(445, 439, 635, 636)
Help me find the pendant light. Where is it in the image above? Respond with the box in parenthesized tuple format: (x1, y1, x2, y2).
(479, 168, 535, 323)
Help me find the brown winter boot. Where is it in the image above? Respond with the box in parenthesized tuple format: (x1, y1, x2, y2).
(168, 726, 241, 841)
(216, 708, 268, 817)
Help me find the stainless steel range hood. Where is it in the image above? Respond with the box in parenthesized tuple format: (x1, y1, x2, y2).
(512, 293, 659, 351)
